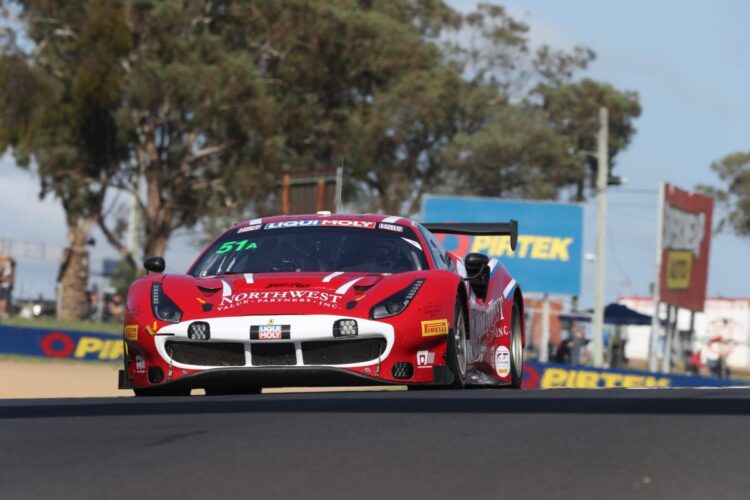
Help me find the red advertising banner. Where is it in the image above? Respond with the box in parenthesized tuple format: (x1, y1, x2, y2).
(659, 183, 714, 311)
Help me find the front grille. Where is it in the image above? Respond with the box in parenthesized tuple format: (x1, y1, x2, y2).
(165, 341, 245, 367)
(302, 338, 386, 365)
(251, 343, 297, 366)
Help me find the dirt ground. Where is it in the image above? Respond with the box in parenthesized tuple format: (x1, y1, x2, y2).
(0, 359, 405, 398)
(0, 359, 123, 398)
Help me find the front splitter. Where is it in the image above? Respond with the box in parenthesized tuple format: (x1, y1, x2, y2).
(120, 365, 454, 392)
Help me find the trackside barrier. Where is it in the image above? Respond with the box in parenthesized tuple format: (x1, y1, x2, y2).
(0, 325, 122, 362)
(522, 360, 744, 389)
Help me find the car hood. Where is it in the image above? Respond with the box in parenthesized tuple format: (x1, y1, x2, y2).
(160, 271, 425, 319)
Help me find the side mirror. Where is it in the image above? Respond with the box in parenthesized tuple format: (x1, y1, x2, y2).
(464, 253, 490, 278)
(464, 252, 490, 299)
(144, 256, 165, 274)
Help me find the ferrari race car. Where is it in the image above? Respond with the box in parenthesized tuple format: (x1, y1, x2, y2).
(119, 213, 525, 395)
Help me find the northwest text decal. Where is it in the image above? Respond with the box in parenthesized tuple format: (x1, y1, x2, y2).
(218, 289, 344, 311)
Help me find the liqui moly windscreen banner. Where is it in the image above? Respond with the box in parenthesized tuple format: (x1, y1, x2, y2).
(659, 183, 714, 311)
(422, 196, 583, 295)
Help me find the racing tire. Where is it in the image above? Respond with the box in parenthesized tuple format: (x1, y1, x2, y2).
(509, 301, 524, 389)
(446, 299, 468, 389)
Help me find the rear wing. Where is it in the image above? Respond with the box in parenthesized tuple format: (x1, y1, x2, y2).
(422, 220, 518, 252)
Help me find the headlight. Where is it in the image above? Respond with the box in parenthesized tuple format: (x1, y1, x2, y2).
(188, 321, 210, 340)
(333, 319, 358, 337)
(151, 282, 183, 323)
(370, 279, 424, 319)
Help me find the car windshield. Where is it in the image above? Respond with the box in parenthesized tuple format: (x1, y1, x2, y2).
(190, 224, 429, 276)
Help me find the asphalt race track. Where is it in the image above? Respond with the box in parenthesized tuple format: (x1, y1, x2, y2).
(2, 389, 749, 500)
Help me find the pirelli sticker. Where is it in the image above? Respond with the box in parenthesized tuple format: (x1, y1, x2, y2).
(421, 319, 449, 337)
(124, 324, 139, 341)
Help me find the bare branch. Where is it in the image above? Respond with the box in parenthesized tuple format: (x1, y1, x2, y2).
(97, 213, 137, 270)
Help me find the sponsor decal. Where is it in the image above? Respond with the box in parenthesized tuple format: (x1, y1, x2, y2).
(378, 223, 403, 232)
(265, 220, 320, 229)
(264, 219, 376, 230)
(40, 333, 124, 361)
(124, 324, 138, 341)
(416, 350, 436, 368)
(468, 235, 574, 261)
(665, 249, 692, 290)
(145, 324, 156, 336)
(216, 240, 258, 254)
(499, 325, 510, 336)
(470, 298, 504, 338)
(320, 220, 375, 229)
(663, 205, 706, 259)
(421, 319, 449, 337)
(237, 224, 262, 233)
(219, 290, 344, 311)
(495, 346, 510, 378)
(135, 355, 145, 373)
(539, 367, 671, 389)
(250, 324, 291, 340)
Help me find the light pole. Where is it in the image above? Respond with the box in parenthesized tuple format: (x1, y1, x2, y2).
(591, 107, 609, 368)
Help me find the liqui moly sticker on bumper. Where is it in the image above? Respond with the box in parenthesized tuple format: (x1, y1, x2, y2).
(250, 324, 291, 340)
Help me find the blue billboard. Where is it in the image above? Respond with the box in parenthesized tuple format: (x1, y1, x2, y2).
(422, 196, 583, 295)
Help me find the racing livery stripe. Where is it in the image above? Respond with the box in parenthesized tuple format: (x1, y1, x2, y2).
(488, 258, 499, 273)
(381, 216, 401, 223)
(401, 238, 422, 250)
(503, 279, 516, 299)
(244, 273, 254, 284)
(221, 279, 232, 297)
(335, 277, 362, 295)
(322, 271, 344, 283)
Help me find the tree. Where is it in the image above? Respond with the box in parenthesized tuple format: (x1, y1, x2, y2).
(0, 0, 131, 319)
(438, 5, 642, 203)
(534, 78, 642, 200)
(96, 0, 279, 269)
(702, 152, 750, 237)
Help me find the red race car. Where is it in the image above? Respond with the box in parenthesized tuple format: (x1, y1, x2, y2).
(119, 213, 525, 395)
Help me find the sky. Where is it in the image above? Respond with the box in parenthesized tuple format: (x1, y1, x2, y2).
(1, 0, 750, 307)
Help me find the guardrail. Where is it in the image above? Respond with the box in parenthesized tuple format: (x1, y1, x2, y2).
(0, 325, 122, 363)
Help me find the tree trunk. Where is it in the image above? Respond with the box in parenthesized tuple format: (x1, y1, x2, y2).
(57, 217, 93, 321)
(141, 157, 175, 269)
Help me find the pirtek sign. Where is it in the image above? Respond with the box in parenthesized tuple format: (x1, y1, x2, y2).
(422, 196, 583, 295)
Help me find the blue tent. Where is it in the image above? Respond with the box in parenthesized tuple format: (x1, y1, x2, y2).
(559, 303, 658, 326)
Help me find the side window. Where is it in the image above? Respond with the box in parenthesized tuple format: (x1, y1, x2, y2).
(417, 225, 453, 270)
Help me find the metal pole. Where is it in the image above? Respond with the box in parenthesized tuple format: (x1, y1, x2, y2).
(649, 183, 666, 371)
(591, 107, 609, 368)
(335, 165, 344, 213)
(662, 306, 677, 373)
(540, 294, 550, 362)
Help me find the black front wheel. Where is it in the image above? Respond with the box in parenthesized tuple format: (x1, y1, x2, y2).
(446, 299, 468, 388)
(509, 302, 524, 389)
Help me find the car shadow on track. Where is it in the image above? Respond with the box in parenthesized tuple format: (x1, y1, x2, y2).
(2, 388, 750, 418)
